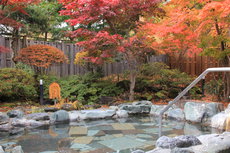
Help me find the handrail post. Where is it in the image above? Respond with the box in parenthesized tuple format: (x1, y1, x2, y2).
(158, 67, 230, 137)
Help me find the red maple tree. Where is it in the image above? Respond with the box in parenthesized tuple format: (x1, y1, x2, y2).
(15, 45, 68, 73)
(59, 0, 163, 100)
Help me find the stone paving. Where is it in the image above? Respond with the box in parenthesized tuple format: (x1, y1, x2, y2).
(0, 116, 217, 153)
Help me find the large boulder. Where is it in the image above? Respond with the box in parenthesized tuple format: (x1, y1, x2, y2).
(171, 148, 194, 153)
(184, 102, 223, 123)
(7, 110, 24, 119)
(150, 105, 167, 116)
(9, 146, 24, 153)
(50, 110, 69, 123)
(26, 113, 50, 121)
(0, 123, 12, 132)
(11, 118, 49, 128)
(150, 104, 178, 118)
(68, 111, 81, 121)
(191, 132, 230, 153)
(167, 108, 185, 121)
(115, 110, 128, 118)
(211, 112, 229, 129)
(78, 109, 116, 120)
(0, 112, 9, 125)
(3, 143, 24, 153)
(156, 135, 201, 149)
(225, 103, 230, 114)
(0, 146, 4, 153)
(119, 101, 152, 114)
(148, 132, 230, 153)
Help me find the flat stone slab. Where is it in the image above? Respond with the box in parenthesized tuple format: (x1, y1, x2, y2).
(70, 143, 92, 151)
(69, 127, 88, 136)
(72, 136, 94, 144)
(87, 130, 99, 136)
(111, 123, 135, 130)
(98, 136, 145, 150)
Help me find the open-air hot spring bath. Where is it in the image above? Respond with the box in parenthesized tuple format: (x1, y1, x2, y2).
(0, 116, 222, 153)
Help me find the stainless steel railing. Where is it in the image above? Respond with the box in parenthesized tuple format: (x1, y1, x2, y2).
(158, 67, 230, 137)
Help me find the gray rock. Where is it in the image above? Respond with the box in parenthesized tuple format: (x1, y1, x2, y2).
(150, 104, 177, 117)
(167, 108, 185, 121)
(0, 123, 12, 132)
(116, 110, 128, 118)
(10, 146, 24, 153)
(211, 112, 228, 129)
(28, 120, 49, 128)
(50, 110, 69, 123)
(68, 111, 80, 121)
(0, 146, 4, 153)
(79, 109, 116, 120)
(2, 142, 17, 152)
(119, 101, 152, 114)
(171, 147, 194, 153)
(11, 118, 29, 127)
(225, 103, 230, 114)
(156, 135, 201, 149)
(150, 105, 167, 116)
(191, 132, 230, 153)
(12, 118, 48, 128)
(146, 148, 170, 153)
(0, 112, 9, 125)
(184, 102, 223, 123)
(61, 104, 74, 111)
(10, 128, 24, 135)
(7, 110, 24, 119)
(109, 106, 119, 110)
(26, 113, 50, 121)
(0, 142, 17, 148)
(148, 132, 230, 153)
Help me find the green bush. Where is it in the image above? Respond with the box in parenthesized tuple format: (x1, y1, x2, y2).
(205, 79, 224, 100)
(0, 68, 37, 101)
(59, 73, 123, 105)
(135, 62, 201, 100)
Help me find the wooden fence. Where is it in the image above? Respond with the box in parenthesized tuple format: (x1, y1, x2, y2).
(0, 36, 221, 78)
(0, 37, 167, 77)
(168, 54, 220, 80)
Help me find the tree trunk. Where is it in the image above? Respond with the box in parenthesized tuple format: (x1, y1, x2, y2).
(44, 32, 48, 41)
(215, 20, 229, 101)
(129, 69, 136, 101)
(222, 56, 230, 102)
(11, 28, 20, 64)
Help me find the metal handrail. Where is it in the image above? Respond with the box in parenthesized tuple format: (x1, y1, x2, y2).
(158, 67, 230, 137)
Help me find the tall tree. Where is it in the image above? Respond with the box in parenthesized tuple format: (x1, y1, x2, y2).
(0, 0, 40, 61)
(139, 0, 230, 101)
(59, 0, 163, 101)
(21, 0, 71, 41)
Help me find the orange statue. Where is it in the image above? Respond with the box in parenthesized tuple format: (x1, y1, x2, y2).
(49, 82, 61, 100)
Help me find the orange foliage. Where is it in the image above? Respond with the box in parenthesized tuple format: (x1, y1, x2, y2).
(16, 45, 68, 68)
(139, 0, 229, 57)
